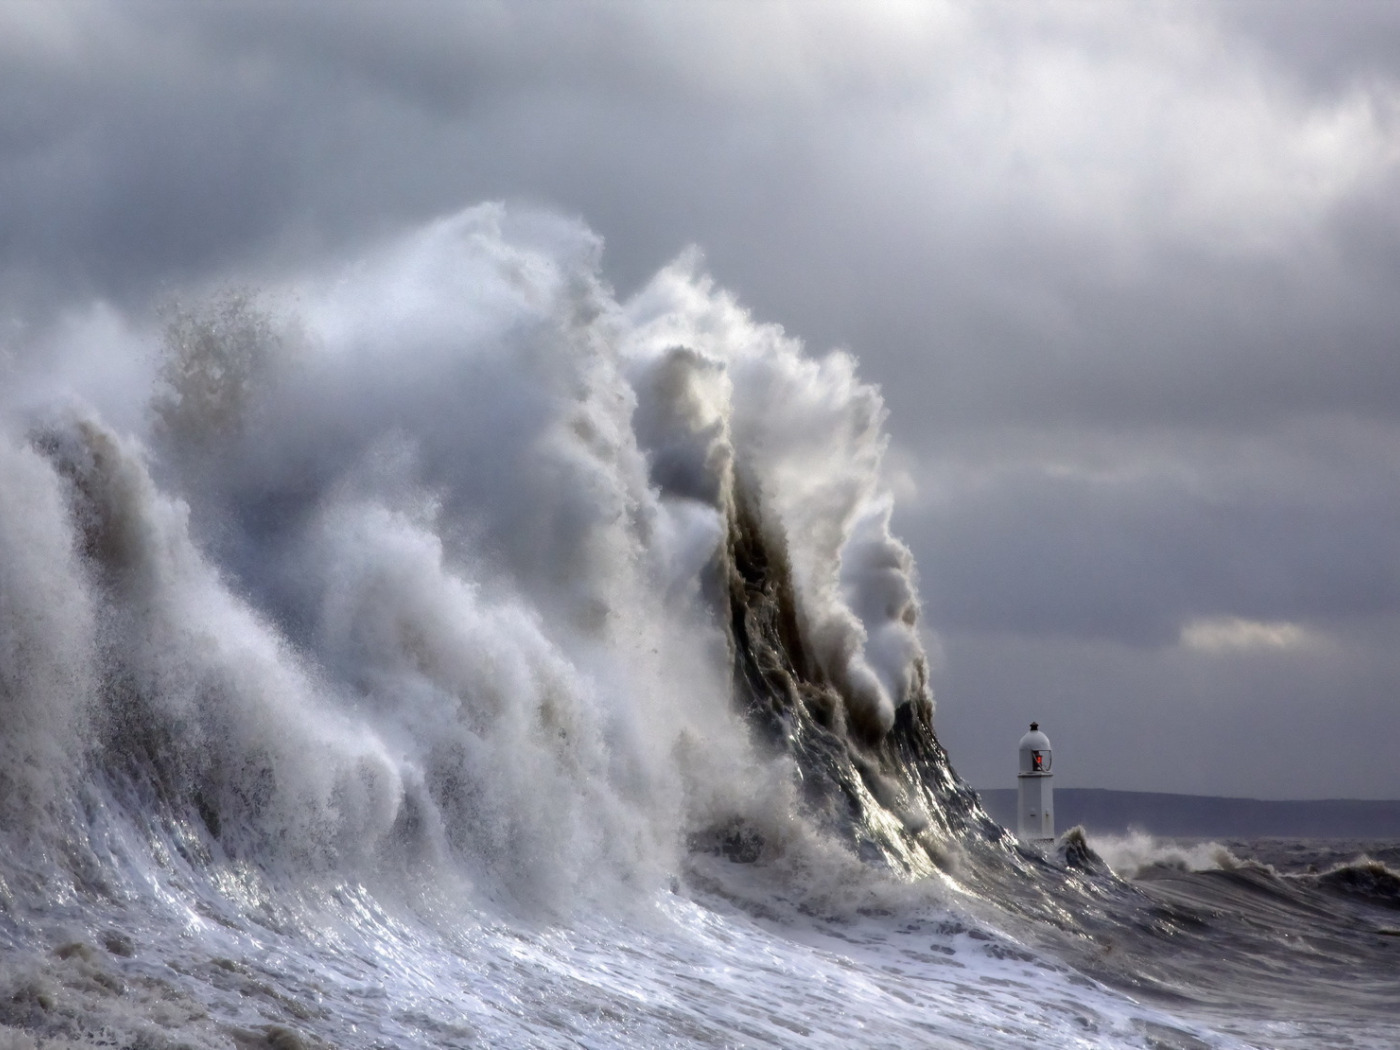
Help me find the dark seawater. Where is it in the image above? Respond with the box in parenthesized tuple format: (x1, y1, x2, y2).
(1, 205, 1395, 1049)
(1052, 834, 1400, 1048)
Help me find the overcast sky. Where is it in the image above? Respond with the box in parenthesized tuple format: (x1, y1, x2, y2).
(4, 1, 1399, 799)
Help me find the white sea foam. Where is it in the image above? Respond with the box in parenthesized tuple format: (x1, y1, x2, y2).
(2, 204, 933, 912)
(1088, 830, 1247, 878)
(625, 253, 930, 738)
(0, 204, 1391, 1050)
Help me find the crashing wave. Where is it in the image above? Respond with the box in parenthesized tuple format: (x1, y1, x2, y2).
(1, 205, 1000, 922)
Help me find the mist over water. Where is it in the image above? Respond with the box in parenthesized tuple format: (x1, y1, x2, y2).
(1, 205, 1396, 1049)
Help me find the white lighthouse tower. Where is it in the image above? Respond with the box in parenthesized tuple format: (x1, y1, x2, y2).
(1017, 721, 1054, 842)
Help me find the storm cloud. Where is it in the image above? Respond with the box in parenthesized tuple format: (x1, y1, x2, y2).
(3, 0, 1398, 798)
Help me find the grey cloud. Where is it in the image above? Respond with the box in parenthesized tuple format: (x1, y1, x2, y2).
(1, 2, 768, 312)
(903, 447, 1400, 644)
(933, 622, 1400, 798)
(3, 0, 1399, 797)
(1216, 0, 1400, 93)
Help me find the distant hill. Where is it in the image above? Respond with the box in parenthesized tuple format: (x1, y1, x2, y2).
(975, 787, 1400, 840)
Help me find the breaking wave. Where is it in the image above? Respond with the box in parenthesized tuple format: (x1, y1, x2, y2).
(0, 205, 985, 905)
(1, 205, 1395, 1050)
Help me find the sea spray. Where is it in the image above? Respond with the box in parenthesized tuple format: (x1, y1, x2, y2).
(0, 203, 1396, 1049)
(0, 432, 97, 827)
(3, 204, 983, 917)
(625, 254, 929, 742)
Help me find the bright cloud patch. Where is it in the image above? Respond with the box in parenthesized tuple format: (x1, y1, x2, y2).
(1179, 616, 1313, 653)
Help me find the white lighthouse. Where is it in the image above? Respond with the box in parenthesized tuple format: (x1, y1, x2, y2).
(1017, 721, 1054, 842)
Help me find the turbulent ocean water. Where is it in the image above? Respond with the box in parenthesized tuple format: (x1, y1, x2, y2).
(1, 206, 1396, 1049)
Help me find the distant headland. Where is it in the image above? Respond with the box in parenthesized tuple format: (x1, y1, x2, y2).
(976, 787, 1400, 840)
